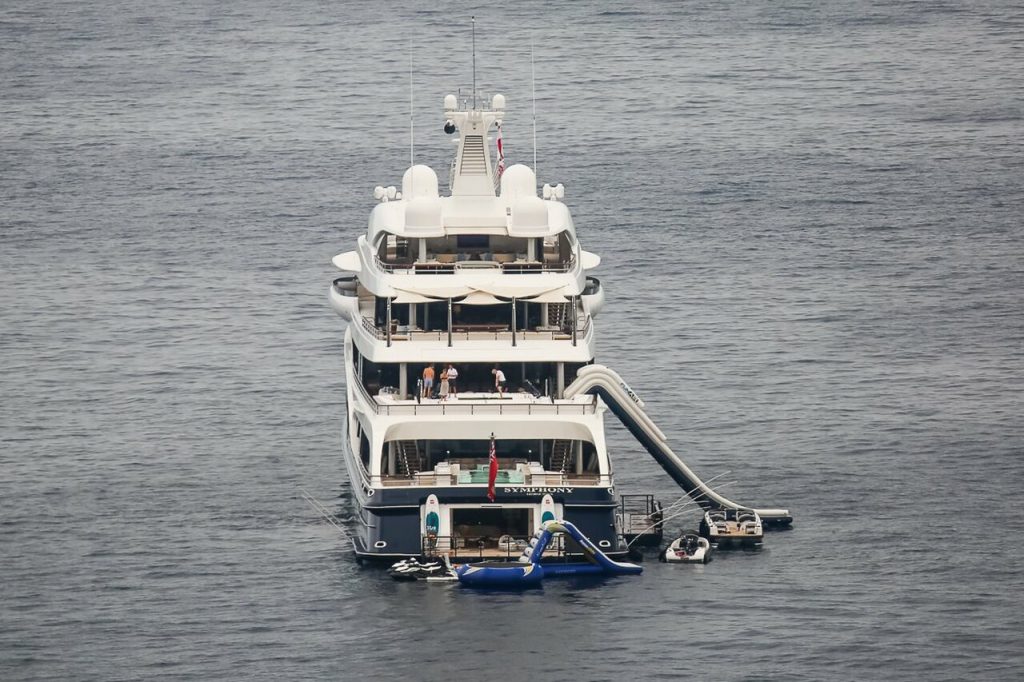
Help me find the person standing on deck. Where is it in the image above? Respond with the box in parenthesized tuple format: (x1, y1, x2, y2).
(422, 364, 435, 398)
(492, 366, 507, 397)
(439, 367, 450, 400)
(445, 363, 458, 396)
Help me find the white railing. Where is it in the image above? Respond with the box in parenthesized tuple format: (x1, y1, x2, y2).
(351, 376, 597, 417)
(371, 400, 597, 417)
(373, 253, 576, 274)
(381, 472, 606, 488)
(358, 315, 591, 344)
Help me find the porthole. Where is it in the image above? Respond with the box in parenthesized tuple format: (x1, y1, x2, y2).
(598, 540, 611, 548)
(374, 540, 387, 549)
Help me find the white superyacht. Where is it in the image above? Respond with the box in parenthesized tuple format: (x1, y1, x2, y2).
(329, 92, 790, 562)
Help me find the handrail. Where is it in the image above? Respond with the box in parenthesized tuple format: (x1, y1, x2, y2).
(373, 401, 596, 416)
(373, 253, 577, 274)
(380, 473, 606, 487)
(352, 374, 379, 411)
(360, 316, 386, 339)
(358, 315, 592, 344)
(351, 374, 595, 416)
(421, 533, 573, 561)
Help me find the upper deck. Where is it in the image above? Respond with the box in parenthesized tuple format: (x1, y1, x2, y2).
(332, 92, 600, 304)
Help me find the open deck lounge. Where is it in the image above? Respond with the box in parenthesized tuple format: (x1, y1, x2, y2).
(359, 430, 607, 488)
(379, 458, 602, 488)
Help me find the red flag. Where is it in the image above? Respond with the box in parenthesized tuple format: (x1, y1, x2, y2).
(487, 434, 498, 502)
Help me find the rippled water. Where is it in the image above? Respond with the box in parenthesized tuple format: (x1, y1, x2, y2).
(2, 1, 1023, 679)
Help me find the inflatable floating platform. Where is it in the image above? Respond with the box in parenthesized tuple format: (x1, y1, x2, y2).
(454, 520, 642, 588)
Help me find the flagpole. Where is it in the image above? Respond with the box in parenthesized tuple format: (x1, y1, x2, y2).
(471, 16, 476, 109)
(487, 432, 498, 502)
(405, 37, 409, 169)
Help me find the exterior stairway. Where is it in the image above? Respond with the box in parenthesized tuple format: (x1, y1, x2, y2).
(396, 440, 422, 477)
(549, 439, 574, 473)
(547, 302, 570, 330)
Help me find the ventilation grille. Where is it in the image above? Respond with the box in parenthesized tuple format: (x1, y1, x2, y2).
(459, 135, 487, 175)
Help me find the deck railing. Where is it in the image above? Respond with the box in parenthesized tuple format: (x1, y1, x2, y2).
(374, 253, 576, 274)
(377, 402, 597, 416)
(358, 314, 592, 344)
(381, 474, 605, 487)
(421, 533, 571, 560)
(352, 373, 597, 416)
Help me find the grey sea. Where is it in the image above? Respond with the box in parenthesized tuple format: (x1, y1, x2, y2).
(2, 1, 1023, 680)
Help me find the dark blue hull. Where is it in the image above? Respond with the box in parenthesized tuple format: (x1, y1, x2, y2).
(349, 484, 624, 562)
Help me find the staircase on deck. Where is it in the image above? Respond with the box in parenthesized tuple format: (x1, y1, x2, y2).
(396, 440, 423, 477)
(549, 439, 574, 473)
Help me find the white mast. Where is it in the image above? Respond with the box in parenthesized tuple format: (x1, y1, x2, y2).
(531, 39, 538, 183)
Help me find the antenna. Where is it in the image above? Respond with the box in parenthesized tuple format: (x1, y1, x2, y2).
(531, 39, 538, 184)
(471, 17, 477, 109)
(409, 40, 414, 170)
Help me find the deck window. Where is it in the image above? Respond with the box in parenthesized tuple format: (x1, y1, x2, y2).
(452, 507, 532, 543)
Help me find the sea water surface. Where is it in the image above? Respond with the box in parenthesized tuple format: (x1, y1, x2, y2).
(2, 1, 1023, 680)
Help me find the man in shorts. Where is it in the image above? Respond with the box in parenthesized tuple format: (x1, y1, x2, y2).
(492, 366, 507, 396)
(422, 364, 435, 398)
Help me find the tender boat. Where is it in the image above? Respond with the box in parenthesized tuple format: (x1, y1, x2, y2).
(660, 531, 711, 563)
(700, 508, 763, 547)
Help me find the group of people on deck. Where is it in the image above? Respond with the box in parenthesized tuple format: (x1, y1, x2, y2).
(420, 364, 506, 399)
(420, 363, 457, 399)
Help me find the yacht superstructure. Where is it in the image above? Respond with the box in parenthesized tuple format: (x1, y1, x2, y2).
(329, 91, 792, 562)
(329, 92, 618, 561)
